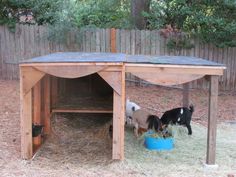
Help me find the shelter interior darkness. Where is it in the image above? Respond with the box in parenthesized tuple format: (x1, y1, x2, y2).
(54, 73, 114, 112)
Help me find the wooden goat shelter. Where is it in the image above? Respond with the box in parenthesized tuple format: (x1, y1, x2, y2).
(20, 52, 225, 164)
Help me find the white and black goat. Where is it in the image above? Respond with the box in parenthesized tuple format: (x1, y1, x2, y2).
(125, 99, 140, 125)
(160, 105, 194, 135)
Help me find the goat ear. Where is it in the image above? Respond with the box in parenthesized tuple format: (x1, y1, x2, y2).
(132, 106, 135, 112)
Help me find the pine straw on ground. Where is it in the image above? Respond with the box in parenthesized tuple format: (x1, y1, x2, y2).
(0, 80, 235, 177)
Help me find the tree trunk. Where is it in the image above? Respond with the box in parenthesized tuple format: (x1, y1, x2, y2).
(131, 0, 150, 30)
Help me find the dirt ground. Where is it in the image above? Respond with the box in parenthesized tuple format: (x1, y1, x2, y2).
(0, 80, 235, 177)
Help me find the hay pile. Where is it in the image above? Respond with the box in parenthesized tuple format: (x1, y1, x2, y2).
(38, 113, 113, 164)
(124, 123, 236, 177)
(25, 114, 235, 177)
(0, 112, 235, 177)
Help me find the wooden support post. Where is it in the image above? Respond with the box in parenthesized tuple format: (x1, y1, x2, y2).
(20, 68, 33, 159)
(33, 80, 42, 151)
(43, 75, 51, 134)
(183, 83, 189, 107)
(110, 28, 117, 53)
(112, 66, 125, 160)
(206, 75, 218, 164)
(51, 76, 58, 108)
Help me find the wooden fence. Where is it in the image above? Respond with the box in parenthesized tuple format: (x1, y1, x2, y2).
(0, 24, 236, 91)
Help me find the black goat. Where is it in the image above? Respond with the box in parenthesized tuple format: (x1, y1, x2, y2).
(32, 124, 44, 137)
(160, 105, 194, 135)
(146, 115, 162, 132)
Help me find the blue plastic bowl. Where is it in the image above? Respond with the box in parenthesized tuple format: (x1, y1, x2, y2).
(144, 131, 174, 150)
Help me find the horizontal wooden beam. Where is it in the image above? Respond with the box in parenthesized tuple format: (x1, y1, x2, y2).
(33, 65, 108, 78)
(131, 72, 204, 86)
(126, 64, 225, 75)
(52, 108, 113, 113)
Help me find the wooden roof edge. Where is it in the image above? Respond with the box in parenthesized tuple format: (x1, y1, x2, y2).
(125, 63, 226, 69)
(19, 62, 124, 67)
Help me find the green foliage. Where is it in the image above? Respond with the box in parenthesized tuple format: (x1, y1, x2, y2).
(0, 0, 29, 30)
(30, 0, 62, 25)
(74, 0, 131, 29)
(167, 37, 194, 51)
(1, 0, 236, 48)
(146, 0, 236, 48)
(0, 0, 63, 27)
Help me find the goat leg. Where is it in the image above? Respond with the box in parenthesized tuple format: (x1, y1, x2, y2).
(186, 124, 192, 135)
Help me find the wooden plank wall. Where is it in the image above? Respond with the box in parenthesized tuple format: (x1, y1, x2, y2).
(0, 24, 235, 91)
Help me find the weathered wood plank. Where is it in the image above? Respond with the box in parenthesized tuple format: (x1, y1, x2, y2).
(52, 109, 113, 113)
(150, 30, 156, 55)
(0, 26, 3, 78)
(120, 29, 126, 53)
(96, 29, 101, 52)
(43, 75, 51, 134)
(112, 67, 125, 160)
(34, 65, 107, 78)
(135, 30, 141, 55)
(21, 66, 45, 95)
(51, 76, 58, 108)
(105, 28, 110, 52)
(110, 28, 116, 53)
(131, 72, 204, 86)
(130, 29, 135, 55)
(155, 30, 161, 56)
(125, 30, 131, 54)
(140, 30, 145, 55)
(116, 29, 121, 53)
(20, 67, 33, 159)
(126, 64, 225, 75)
(145, 30, 151, 55)
(206, 75, 218, 164)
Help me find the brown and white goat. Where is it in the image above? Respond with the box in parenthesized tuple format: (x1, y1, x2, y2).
(132, 109, 161, 137)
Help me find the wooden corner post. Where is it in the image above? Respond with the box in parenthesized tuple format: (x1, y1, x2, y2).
(20, 66, 45, 159)
(43, 75, 51, 134)
(112, 65, 125, 160)
(206, 75, 219, 164)
(20, 68, 32, 159)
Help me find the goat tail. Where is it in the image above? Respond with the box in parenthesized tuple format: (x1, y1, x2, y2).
(189, 104, 194, 113)
(146, 115, 160, 132)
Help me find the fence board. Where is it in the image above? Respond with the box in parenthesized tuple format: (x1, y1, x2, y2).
(95, 29, 101, 52)
(116, 29, 121, 53)
(0, 26, 3, 78)
(105, 29, 110, 52)
(135, 30, 141, 55)
(125, 30, 131, 54)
